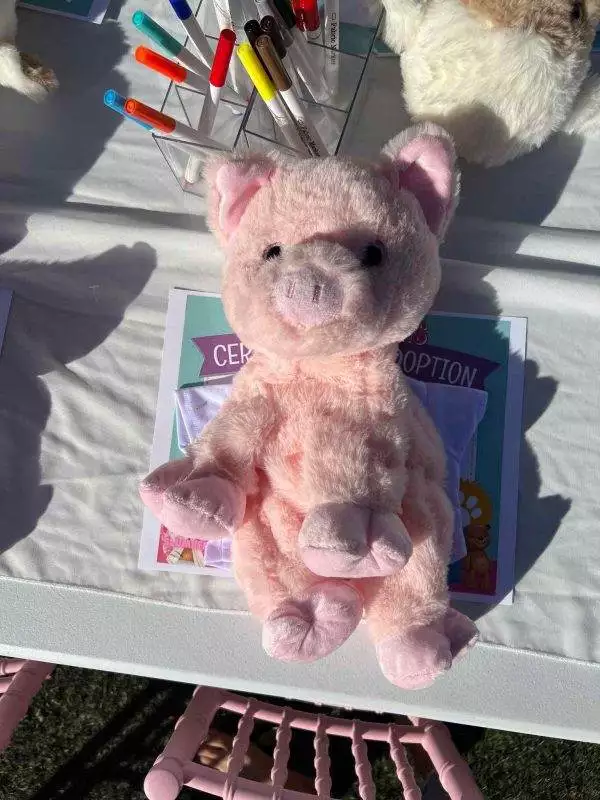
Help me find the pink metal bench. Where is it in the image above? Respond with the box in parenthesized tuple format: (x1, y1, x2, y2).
(0, 658, 54, 752)
(145, 686, 483, 800)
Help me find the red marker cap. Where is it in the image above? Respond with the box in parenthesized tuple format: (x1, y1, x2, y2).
(124, 98, 176, 133)
(210, 28, 236, 87)
(293, 0, 319, 32)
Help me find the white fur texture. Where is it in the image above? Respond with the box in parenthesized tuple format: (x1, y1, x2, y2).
(382, 0, 598, 165)
(0, 0, 53, 99)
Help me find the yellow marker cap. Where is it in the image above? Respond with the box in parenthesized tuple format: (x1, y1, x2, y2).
(237, 42, 277, 103)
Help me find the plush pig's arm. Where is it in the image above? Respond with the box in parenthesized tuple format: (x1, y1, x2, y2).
(139, 155, 278, 539)
(140, 375, 273, 541)
(186, 377, 273, 493)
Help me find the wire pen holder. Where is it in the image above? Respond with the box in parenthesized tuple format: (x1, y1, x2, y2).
(154, 0, 383, 195)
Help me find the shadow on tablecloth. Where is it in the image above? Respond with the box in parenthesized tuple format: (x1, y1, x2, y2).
(0, 243, 156, 554)
(1, 11, 129, 255)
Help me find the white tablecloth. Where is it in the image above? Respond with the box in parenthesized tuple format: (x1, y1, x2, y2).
(1, 0, 600, 739)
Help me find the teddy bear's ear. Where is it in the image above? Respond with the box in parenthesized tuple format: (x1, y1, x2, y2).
(204, 154, 276, 243)
(381, 123, 459, 239)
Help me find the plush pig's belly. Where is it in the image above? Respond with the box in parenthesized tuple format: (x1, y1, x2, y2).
(255, 381, 404, 513)
(259, 397, 319, 511)
(257, 382, 351, 511)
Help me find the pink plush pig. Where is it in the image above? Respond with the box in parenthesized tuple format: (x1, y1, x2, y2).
(140, 123, 478, 689)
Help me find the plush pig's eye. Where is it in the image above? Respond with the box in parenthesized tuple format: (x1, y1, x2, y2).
(361, 241, 385, 268)
(263, 244, 282, 260)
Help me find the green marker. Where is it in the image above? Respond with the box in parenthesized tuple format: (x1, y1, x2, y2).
(132, 11, 208, 79)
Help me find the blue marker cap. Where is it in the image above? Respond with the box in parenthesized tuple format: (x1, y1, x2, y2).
(104, 89, 153, 130)
(132, 11, 182, 58)
(168, 0, 193, 21)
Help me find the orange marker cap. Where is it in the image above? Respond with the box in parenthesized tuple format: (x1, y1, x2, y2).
(135, 46, 187, 83)
(124, 98, 176, 133)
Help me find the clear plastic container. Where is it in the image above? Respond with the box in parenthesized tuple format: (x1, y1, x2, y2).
(154, 0, 383, 196)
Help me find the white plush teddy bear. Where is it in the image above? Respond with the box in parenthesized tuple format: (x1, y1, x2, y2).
(380, 0, 600, 165)
(0, 0, 57, 99)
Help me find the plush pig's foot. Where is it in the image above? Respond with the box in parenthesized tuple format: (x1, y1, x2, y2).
(140, 468, 245, 539)
(376, 621, 454, 690)
(444, 608, 479, 659)
(376, 612, 478, 690)
(299, 503, 412, 578)
(263, 583, 363, 662)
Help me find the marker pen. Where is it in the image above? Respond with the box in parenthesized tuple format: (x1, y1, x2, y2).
(293, 0, 321, 42)
(135, 46, 209, 92)
(104, 89, 153, 129)
(185, 29, 236, 184)
(255, 0, 293, 48)
(324, 0, 339, 94)
(259, 14, 302, 91)
(237, 42, 306, 153)
(255, 34, 327, 156)
(244, 18, 262, 46)
(198, 29, 236, 136)
(132, 11, 209, 79)
(244, 19, 283, 132)
(212, 0, 250, 98)
(244, 18, 272, 92)
(167, 0, 213, 68)
(124, 98, 226, 148)
(106, 89, 219, 161)
(259, 15, 285, 56)
(270, 0, 329, 102)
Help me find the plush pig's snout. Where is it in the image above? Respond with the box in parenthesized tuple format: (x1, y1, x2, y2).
(273, 268, 343, 328)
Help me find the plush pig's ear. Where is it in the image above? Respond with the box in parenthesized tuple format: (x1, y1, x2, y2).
(204, 154, 276, 243)
(381, 123, 459, 239)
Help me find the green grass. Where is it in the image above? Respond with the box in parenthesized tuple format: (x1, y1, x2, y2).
(0, 667, 196, 800)
(1, 666, 599, 799)
(466, 729, 600, 800)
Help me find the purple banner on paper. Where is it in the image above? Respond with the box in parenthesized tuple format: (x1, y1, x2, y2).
(193, 334, 252, 377)
(397, 343, 499, 390)
(193, 334, 498, 387)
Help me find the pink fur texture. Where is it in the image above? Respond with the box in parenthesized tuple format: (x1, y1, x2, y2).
(140, 124, 477, 689)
